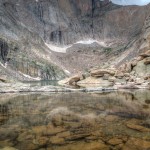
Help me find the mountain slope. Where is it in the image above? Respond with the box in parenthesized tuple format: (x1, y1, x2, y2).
(0, 0, 150, 81)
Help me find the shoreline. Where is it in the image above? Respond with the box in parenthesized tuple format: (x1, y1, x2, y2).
(0, 82, 149, 94)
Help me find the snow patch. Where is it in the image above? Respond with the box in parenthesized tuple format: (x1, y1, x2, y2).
(64, 69, 71, 75)
(45, 43, 72, 53)
(45, 39, 107, 53)
(0, 62, 7, 68)
(75, 39, 107, 47)
(19, 72, 41, 81)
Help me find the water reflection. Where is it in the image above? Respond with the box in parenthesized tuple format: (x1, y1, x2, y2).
(0, 90, 150, 150)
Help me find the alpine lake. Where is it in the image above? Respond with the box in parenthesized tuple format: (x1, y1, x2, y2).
(0, 84, 150, 150)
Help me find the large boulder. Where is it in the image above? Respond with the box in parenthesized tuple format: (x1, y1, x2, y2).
(144, 74, 150, 80)
(58, 74, 82, 86)
(133, 59, 150, 77)
(0, 76, 8, 83)
(114, 71, 124, 79)
(77, 77, 114, 88)
(125, 63, 132, 73)
(139, 50, 150, 58)
(108, 76, 116, 82)
(136, 56, 144, 61)
(90, 69, 115, 77)
(144, 57, 150, 65)
(68, 75, 81, 85)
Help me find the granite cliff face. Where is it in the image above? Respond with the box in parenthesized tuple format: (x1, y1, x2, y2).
(0, 0, 150, 81)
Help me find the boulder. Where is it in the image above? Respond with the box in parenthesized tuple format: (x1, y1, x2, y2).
(1, 147, 18, 150)
(0, 76, 8, 83)
(103, 74, 110, 80)
(53, 141, 109, 150)
(68, 75, 81, 85)
(124, 73, 130, 77)
(130, 71, 136, 76)
(119, 63, 132, 73)
(125, 63, 132, 73)
(107, 138, 123, 146)
(35, 136, 49, 146)
(77, 77, 113, 88)
(108, 77, 116, 82)
(139, 50, 150, 58)
(133, 60, 150, 77)
(136, 56, 144, 61)
(131, 59, 138, 67)
(90, 69, 115, 77)
(125, 77, 130, 81)
(123, 138, 150, 150)
(119, 64, 126, 72)
(144, 57, 150, 65)
(114, 71, 124, 79)
(126, 123, 150, 132)
(135, 78, 145, 85)
(128, 76, 136, 82)
(144, 74, 150, 80)
(49, 136, 65, 145)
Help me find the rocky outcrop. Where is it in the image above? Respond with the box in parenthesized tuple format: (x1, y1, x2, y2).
(144, 57, 150, 65)
(0, 30, 66, 81)
(90, 69, 115, 77)
(59, 50, 150, 89)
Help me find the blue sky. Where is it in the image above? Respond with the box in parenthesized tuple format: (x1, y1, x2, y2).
(109, 0, 150, 5)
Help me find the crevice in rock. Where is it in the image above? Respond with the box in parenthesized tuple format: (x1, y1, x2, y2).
(0, 39, 9, 63)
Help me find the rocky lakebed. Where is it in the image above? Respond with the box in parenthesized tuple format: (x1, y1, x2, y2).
(0, 90, 150, 150)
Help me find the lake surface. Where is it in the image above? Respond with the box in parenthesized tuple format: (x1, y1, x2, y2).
(0, 90, 150, 150)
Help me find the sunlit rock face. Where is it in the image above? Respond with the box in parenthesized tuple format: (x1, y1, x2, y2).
(0, 0, 150, 79)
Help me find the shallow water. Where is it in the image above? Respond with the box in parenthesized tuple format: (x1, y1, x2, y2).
(0, 90, 150, 150)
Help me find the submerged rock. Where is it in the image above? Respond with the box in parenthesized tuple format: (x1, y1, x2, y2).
(52, 141, 109, 150)
(49, 136, 65, 145)
(123, 138, 150, 150)
(107, 138, 123, 145)
(126, 123, 150, 132)
(1, 147, 18, 150)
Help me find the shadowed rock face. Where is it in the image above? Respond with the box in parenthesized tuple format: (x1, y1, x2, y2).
(0, 0, 150, 80)
(1, 0, 148, 45)
(0, 39, 9, 63)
